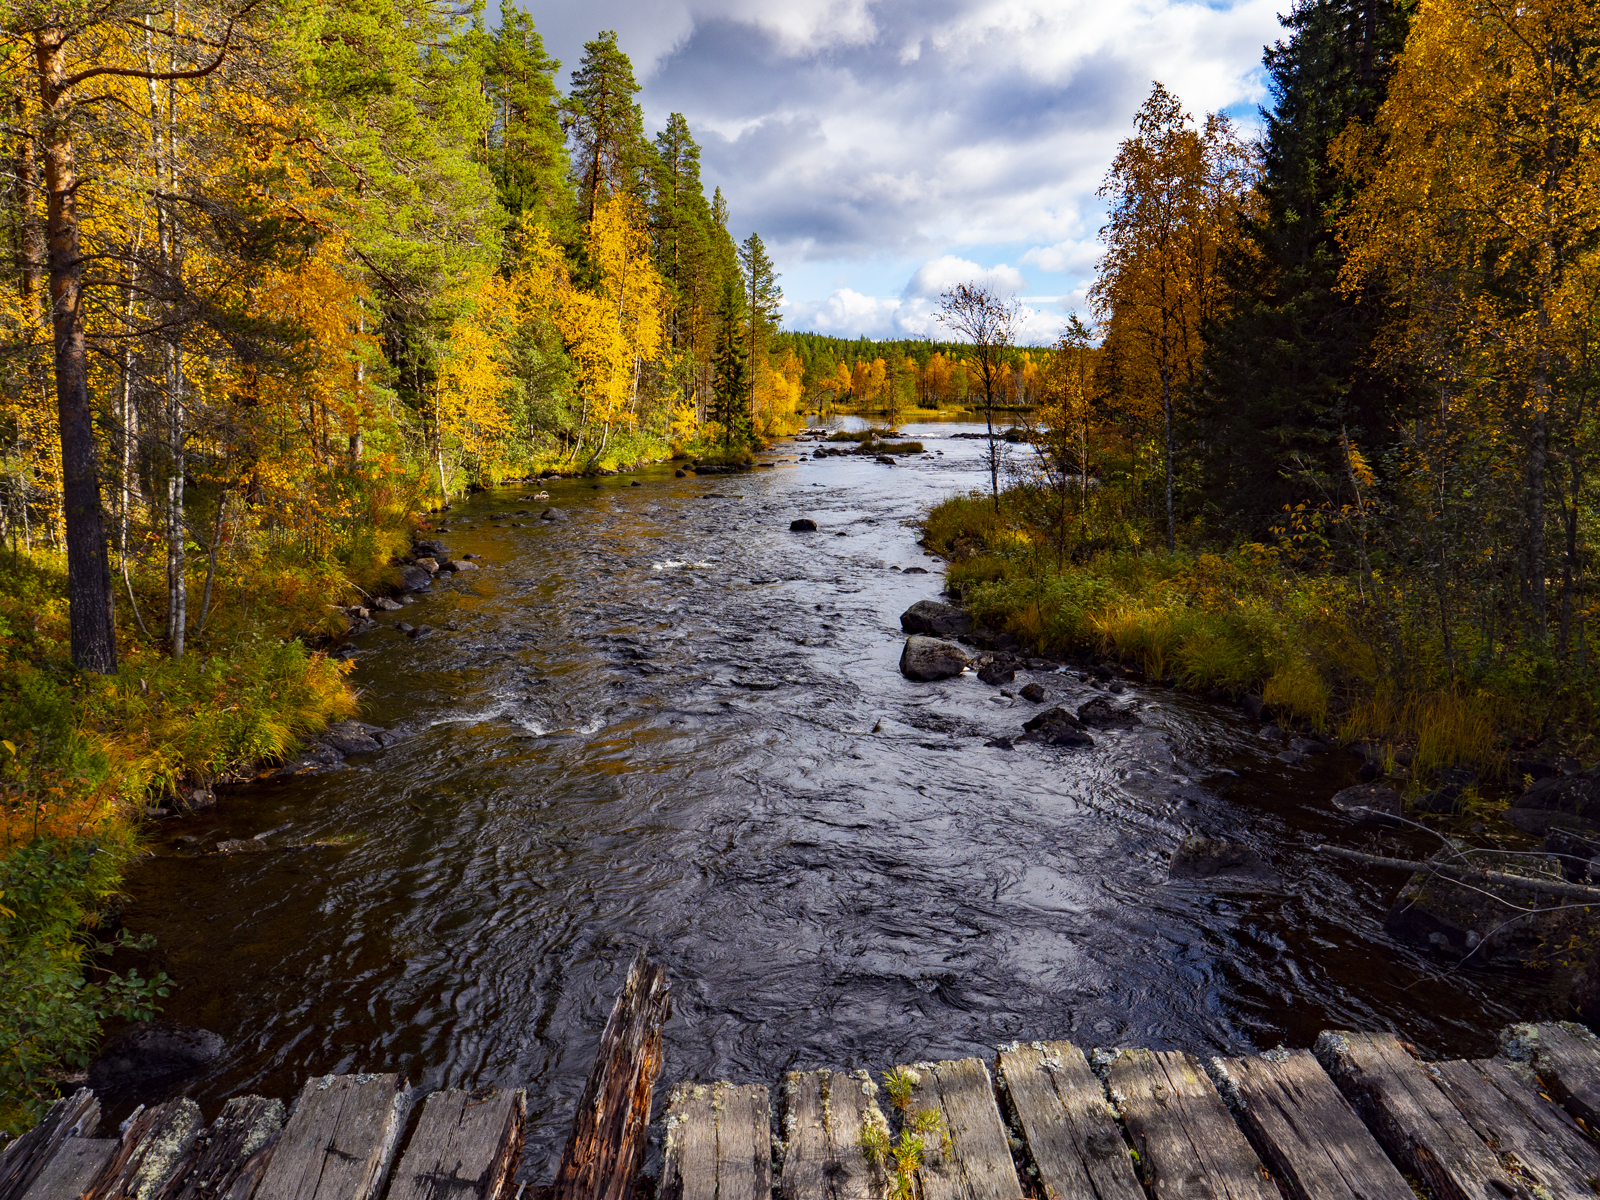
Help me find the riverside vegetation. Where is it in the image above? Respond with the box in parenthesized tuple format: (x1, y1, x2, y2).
(919, 0, 1600, 795)
(0, 0, 797, 1129)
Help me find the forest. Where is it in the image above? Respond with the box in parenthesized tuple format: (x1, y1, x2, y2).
(0, 0, 794, 1129)
(929, 0, 1600, 792)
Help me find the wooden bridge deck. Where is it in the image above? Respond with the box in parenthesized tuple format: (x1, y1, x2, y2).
(4, 1021, 1598, 1200)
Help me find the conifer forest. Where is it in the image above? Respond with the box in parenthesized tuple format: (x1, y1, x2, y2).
(3, 0, 1600, 1146)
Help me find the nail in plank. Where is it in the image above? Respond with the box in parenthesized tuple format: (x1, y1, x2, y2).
(660, 1083, 770, 1200)
(1433, 1058, 1600, 1200)
(252, 1074, 408, 1200)
(1208, 1051, 1411, 1200)
(995, 1042, 1142, 1200)
(780, 1070, 888, 1200)
(388, 1087, 525, 1200)
(1106, 1048, 1276, 1200)
(901, 1058, 1021, 1200)
(1314, 1031, 1524, 1200)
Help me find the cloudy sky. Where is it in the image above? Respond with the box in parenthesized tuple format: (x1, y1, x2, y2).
(514, 0, 1287, 344)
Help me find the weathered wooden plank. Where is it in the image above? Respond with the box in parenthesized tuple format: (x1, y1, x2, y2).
(387, 1087, 525, 1200)
(1208, 1051, 1412, 1200)
(1502, 1021, 1600, 1131)
(251, 1074, 408, 1200)
(159, 1096, 285, 1200)
(553, 956, 671, 1200)
(0, 1089, 101, 1200)
(660, 1083, 770, 1200)
(1106, 1048, 1275, 1200)
(1314, 1031, 1523, 1200)
(84, 1098, 203, 1200)
(1433, 1058, 1600, 1200)
(901, 1058, 1020, 1200)
(780, 1069, 888, 1200)
(18, 1140, 117, 1200)
(995, 1042, 1141, 1200)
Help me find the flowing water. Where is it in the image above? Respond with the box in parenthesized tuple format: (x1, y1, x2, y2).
(117, 419, 1558, 1178)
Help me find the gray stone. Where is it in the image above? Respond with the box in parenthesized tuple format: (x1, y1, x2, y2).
(397, 564, 432, 592)
(323, 720, 381, 755)
(899, 635, 968, 681)
(448, 559, 478, 571)
(1169, 836, 1274, 884)
(1330, 783, 1404, 825)
(541, 508, 569, 521)
(1021, 706, 1094, 748)
(899, 599, 971, 637)
(1019, 682, 1046, 703)
(790, 517, 818, 531)
(1077, 696, 1142, 729)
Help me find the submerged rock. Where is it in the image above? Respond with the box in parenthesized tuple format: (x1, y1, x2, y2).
(1329, 783, 1404, 825)
(540, 508, 569, 522)
(1169, 836, 1274, 884)
(88, 1023, 224, 1097)
(1020, 706, 1094, 748)
(899, 635, 968, 681)
(790, 518, 818, 531)
(899, 599, 971, 637)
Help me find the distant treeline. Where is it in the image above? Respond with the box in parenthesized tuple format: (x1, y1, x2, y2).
(772, 332, 1055, 414)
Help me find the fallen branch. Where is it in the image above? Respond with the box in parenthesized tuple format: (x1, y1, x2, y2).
(1314, 844, 1600, 902)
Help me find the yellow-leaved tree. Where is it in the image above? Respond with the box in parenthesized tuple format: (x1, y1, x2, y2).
(1336, 0, 1600, 643)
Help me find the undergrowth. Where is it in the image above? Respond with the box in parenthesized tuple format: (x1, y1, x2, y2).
(923, 487, 1596, 777)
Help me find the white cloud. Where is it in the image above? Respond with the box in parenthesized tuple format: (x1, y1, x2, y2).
(904, 256, 1028, 301)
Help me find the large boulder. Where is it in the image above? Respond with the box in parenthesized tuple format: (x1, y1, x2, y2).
(899, 599, 971, 637)
(899, 636, 968, 681)
(88, 1023, 224, 1098)
(1506, 768, 1600, 834)
(1077, 696, 1141, 729)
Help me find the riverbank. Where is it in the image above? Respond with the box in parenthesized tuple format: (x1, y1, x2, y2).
(922, 487, 1593, 794)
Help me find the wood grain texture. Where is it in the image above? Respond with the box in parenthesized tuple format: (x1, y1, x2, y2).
(660, 1083, 770, 1200)
(780, 1070, 888, 1200)
(251, 1074, 407, 1200)
(1314, 1031, 1525, 1200)
(1106, 1049, 1275, 1200)
(158, 1096, 285, 1200)
(1209, 1051, 1411, 1200)
(0, 1090, 101, 1200)
(995, 1042, 1141, 1200)
(389, 1088, 525, 1200)
(1433, 1058, 1600, 1200)
(901, 1058, 1021, 1200)
(18, 1140, 116, 1200)
(552, 956, 671, 1200)
(84, 1099, 203, 1200)
(1506, 1022, 1600, 1131)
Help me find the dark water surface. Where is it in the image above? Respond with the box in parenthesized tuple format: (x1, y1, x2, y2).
(118, 420, 1557, 1176)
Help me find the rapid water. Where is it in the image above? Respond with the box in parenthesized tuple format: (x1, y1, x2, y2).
(116, 420, 1557, 1177)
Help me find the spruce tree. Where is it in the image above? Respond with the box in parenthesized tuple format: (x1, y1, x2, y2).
(565, 30, 650, 223)
(1201, 0, 1413, 536)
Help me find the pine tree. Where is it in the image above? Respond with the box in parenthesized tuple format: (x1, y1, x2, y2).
(1201, 0, 1413, 537)
(738, 231, 782, 365)
(565, 30, 649, 223)
(485, 1, 571, 229)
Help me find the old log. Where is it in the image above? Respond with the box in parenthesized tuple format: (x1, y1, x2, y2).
(551, 955, 672, 1200)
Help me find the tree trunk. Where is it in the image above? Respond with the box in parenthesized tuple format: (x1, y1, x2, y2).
(36, 28, 116, 673)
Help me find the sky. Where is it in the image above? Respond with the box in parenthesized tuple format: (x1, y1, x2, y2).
(512, 0, 1289, 345)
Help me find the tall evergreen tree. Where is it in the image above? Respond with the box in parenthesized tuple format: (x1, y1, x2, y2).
(485, 1, 571, 229)
(738, 231, 782, 365)
(565, 30, 649, 223)
(1201, 0, 1413, 535)
(712, 278, 751, 451)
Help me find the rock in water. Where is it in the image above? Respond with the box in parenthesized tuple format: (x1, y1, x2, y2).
(1019, 682, 1046, 702)
(899, 635, 968, 681)
(1077, 696, 1141, 729)
(1020, 706, 1094, 748)
(1169, 836, 1274, 884)
(397, 564, 432, 592)
(789, 517, 818, 531)
(898, 599, 971, 636)
(323, 720, 381, 755)
(448, 559, 478, 571)
(1329, 783, 1404, 825)
(977, 659, 1015, 685)
(371, 596, 402, 611)
(541, 508, 569, 522)
(88, 1023, 224, 1097)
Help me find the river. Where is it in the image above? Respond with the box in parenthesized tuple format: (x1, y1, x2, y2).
(116, 418, 1556, 1178)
